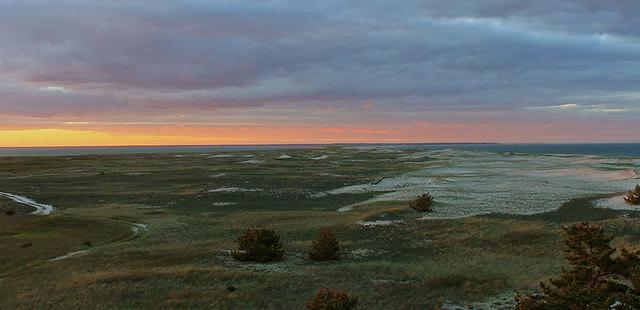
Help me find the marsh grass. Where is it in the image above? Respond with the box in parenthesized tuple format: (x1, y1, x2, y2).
(0, 148, 638, 309)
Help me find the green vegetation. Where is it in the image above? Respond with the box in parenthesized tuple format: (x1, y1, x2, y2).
(0, 147, 638, 309)
(516, 223, 640, 309)
(409, 193, 433, 212)
(309, 228, 340, 261)
(307, 288, 358, 310)
(232, 228, 284, 262)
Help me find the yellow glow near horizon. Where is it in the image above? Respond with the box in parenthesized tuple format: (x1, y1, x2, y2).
(0, 127, 389, 147)
(0, 125, 417, 147)
(1, 123, 629, 146)
(0, 129, 226, 147)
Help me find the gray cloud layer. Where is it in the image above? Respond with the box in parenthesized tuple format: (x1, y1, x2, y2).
(0, 0, 638, 123)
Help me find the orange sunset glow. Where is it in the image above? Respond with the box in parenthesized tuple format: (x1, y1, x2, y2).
(1, 1, 639, 146)
(2, 120, 637, 147)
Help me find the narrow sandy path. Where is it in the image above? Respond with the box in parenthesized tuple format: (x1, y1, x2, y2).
(49, 222, 149, 262)
(0, 219, 150, 280)
(0, 192, 54, 215)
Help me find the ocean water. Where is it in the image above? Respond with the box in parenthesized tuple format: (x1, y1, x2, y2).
(391, 143, 640, 157)
(0, 143, 638, 157)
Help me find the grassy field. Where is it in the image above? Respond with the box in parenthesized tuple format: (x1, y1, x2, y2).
(0, 147, 638, 309)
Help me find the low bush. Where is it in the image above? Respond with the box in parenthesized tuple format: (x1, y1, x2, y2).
(232, 227, 284, 262)
(409, 193, 434, 212)
(309, 228, 340, 261)
(624, 184, 640, 205)
(5, 210, 15, 216)
(306, 288, 358, 310)
(433, 298, 444, 310)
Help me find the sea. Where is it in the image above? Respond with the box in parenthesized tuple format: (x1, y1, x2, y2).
(0, 143, 638, 157)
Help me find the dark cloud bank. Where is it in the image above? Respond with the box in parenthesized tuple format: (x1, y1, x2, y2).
(0, 0, 638, 127)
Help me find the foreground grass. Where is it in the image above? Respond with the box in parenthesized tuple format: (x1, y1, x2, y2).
(2, 198, 638, 309)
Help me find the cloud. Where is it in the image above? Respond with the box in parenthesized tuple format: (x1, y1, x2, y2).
(0, 78, 127, 117)
(0, 0, 638, 130)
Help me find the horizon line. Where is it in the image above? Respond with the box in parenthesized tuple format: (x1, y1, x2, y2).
(2, 142, 640, 149)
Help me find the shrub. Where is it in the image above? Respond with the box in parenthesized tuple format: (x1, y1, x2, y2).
(232, 227, 284, 262)
(5, 210, 15, 216)
(624, 184, 640, 205)
(433, 298, 444, 310)
(515, 222, 640, 309)
(306, 288, 358, 310)
(309, 228, 340, 261)
(409, 193, 434, 212)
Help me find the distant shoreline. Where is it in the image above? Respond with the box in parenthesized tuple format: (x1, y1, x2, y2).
(3, 141, 640, 150)
(0, 142, 501, 150)
(0, 143, 638, 157)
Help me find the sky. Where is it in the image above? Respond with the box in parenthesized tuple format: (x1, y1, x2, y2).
(1, 0, 639, 146)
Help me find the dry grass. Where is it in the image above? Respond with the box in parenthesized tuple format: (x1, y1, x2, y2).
(0, 148, 638, 309)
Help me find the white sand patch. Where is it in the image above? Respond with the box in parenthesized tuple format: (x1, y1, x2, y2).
(424, 167, 478, 176)
(131, 223, 148, 235)
(5, 173, 58, 180)
(525, 168, 639, 181)
(136, 205, 163, 209)
(350, 248, 375, 257)
(621, 169, 640, 180)
(417, 213, 477, 220)
(238, 159, 265, 164)
(329, 149, 640, 218)
(262, 188, 327, 199)
(209, 154, 234, 158)
(0, 192, 54, 215)
(594, 195, 640, 211)
(348, 248, 388, 259)
(441, 292, 517, 310)
(328, 176, 438, 195)
(210, 173, 226, 178)
(276, 154, 292, 159)
(212, 202, 238, 207)
(240, 154, 256, 158)
(208, 187, 262, 193)
(309, 155, 328, 160)
(318, 172, 348, 177)
(173, 155, 184, 158)
(358, 220, 406, 227)
(50, 250, 89, 262)
(310, 192, 328, 198)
